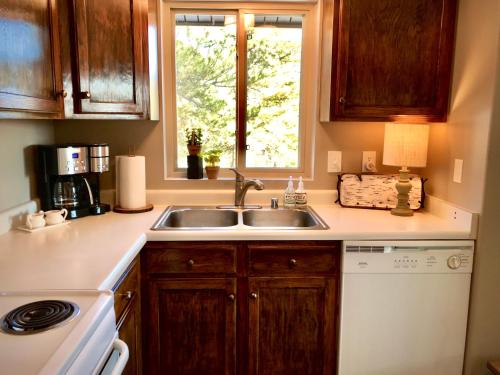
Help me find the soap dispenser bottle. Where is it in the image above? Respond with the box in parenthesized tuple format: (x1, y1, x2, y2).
(295, 176, 307, 208)
(284, 176, 296, 208)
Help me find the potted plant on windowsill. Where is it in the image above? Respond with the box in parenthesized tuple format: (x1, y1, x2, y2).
(185, 128, 203, 156)
(203, 149, 222, 179)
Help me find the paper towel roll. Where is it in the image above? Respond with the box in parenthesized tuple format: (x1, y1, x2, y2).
(116, 155, 146, 209)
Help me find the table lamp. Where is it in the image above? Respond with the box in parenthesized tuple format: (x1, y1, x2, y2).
(383, 123, 429, 216)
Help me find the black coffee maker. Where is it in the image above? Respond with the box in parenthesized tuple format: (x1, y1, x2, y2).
(38, 144, 110, 219)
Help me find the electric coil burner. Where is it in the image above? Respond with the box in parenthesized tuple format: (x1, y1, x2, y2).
(1, 300, 79, 335)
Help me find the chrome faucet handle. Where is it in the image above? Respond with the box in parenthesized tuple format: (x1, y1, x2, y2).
(229, 168, 245, 182)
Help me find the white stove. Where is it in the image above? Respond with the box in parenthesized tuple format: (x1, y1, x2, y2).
(0, 290, 128, 375)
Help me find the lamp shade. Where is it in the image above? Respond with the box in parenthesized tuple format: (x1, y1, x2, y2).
(383, 123, 429, 168)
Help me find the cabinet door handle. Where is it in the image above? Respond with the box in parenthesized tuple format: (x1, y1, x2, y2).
(339, 96, 346, 104)
(289, 258, 298, 267)
(187, 259, 195, 267)
(118, 290, 133, 300)
(80, 91, 91, 99)
(249, 292, 258, 300)
(57, 90, 67, 98)
(227, 294, 236, 302)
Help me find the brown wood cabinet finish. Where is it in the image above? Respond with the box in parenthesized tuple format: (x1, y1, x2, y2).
(248, 277, 337, 375)
(145, 278, 237, 375)
(69, 0, 149, 117)
(248, 243, 338, 276)
(117, 292, 142, 375)
(142, 241, 340, 375)
(144, 242, 237, 275)
(320, 0, 457, 122)
(0, 0, 64, 117)
(114, 257, 142, 375)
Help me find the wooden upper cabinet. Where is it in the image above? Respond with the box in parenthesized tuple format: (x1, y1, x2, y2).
(0, 0, 64, 118)
(70, 0, 149, 117)
(320, 0, 457, 122)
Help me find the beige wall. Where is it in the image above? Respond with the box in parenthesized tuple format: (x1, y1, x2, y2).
(0, 120, 54, 212)
(424, 0, 500, 213)
(462, 2, 500, 372)
(422, 0, 500, 373)
(464, 52, 500, 374)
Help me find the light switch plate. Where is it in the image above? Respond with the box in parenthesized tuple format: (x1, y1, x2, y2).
(453, 159, 463, 183)
(362, 151, 377, 172)
(328, 151, 342, 173)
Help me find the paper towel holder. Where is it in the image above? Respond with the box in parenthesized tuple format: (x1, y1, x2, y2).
(113, 203, 154, 214)
(114, 152, 153, 214)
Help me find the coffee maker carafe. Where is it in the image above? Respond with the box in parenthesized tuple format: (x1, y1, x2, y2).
(38, 144, 110, 219)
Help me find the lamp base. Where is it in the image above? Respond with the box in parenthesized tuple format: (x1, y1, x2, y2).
(391, 168, 414, 217)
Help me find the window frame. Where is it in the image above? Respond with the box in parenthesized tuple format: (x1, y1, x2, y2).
(161, 1, 318, 180)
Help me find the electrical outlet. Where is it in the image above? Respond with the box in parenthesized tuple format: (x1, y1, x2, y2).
(362, 151, 377, 172)
(328, 151, 342, 173)
(453, 159, 463, 183)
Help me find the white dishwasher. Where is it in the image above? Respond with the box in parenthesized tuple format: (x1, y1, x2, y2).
(338, 240, 474, 375)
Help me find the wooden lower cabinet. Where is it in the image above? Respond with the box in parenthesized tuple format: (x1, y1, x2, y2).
(145, 278, 237, 375)
(117, 293, 142, 375)
(248, 277, 337, 375)
(114, 257, 142, 375)
(141, 241, 340, 375)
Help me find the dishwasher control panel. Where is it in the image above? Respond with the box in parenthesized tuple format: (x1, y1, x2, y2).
(342, 240, 474, 274)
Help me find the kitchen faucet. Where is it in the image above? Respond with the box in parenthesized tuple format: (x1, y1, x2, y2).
(226, 168, 264, 208)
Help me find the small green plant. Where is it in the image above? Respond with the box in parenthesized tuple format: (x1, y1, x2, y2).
(185, 128, 203, 146)
(203, 148, 222, 167)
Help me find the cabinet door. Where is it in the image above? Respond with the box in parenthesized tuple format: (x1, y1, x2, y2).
(114, 258, 141, 375)
(145, 278, 237, 375)
(72, 0, 147, 115)
(117, 295, 142, 375)
(0, 0, 64, 117)
(248, 277, 337, 375)
(322, 0, 456, 122)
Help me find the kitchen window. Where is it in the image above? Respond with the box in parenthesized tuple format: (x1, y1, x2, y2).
(162, 3, 317, 178)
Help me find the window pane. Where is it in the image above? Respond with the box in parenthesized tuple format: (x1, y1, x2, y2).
(245, 15, 303, 168)
(174, 14, 237, 168)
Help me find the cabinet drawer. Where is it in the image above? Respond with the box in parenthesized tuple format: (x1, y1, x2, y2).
(248, 245, 338, 276)
(114, 258, 140, 321)
(145, 244, 237, 274)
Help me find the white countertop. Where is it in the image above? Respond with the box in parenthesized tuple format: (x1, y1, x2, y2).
(0, 201, 475, 292)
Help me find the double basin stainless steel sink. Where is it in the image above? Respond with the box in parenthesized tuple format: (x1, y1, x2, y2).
(151, 206, 329, 231)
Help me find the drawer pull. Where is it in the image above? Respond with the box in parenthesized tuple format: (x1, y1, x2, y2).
(227, 294, 236, 302)
(249, 292, 258, 300)
(118, 291, 133, 300)
(289, 258, 298, 267)
(187, 259, 195, 267)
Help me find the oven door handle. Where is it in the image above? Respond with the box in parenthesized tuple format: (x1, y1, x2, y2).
(108, 339, 129, 375)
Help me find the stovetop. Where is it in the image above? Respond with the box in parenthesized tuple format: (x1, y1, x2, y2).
(0, 290, 114, 375)
(1, 299, 80, 335)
